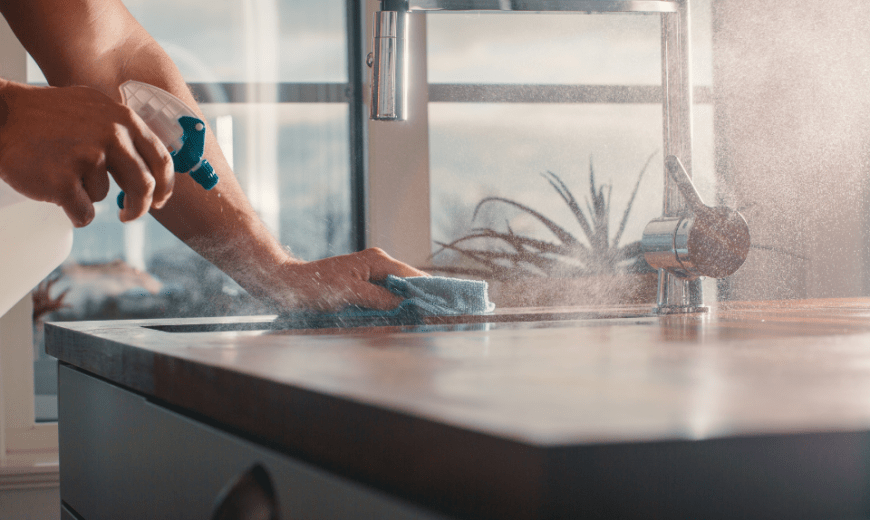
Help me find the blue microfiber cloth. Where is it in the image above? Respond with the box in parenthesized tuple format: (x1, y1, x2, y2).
(277, 275, 495, 329)
(374, 275, 495, 316)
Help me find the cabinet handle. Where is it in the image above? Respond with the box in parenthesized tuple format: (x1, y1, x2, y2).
(212, 464, 280, 520)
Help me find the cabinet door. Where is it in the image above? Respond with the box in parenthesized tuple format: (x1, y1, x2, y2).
(58, 365, 449, 520)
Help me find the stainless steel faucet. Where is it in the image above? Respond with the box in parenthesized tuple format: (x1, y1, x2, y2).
(368, 0, 750, 314)
(642, 156, 750, 292)
(370, 5, 408, 120)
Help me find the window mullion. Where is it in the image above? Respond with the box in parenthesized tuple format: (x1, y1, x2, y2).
(347, 0, 368, 251)
(364, 1, 433, 267)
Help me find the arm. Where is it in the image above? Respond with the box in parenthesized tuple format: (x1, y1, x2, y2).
(0, 0, 426, 311)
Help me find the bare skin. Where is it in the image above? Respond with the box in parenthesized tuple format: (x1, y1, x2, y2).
(0, 0, 427, 312)
(0, 81, 174, 226)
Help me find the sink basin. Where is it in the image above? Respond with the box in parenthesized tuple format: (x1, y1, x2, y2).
(143, 305, 656, 333)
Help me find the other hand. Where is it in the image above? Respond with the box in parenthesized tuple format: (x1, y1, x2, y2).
(262, 248, 429, 312)
(0, 82, 174, 226)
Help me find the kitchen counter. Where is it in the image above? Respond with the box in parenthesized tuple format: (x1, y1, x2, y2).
(46, 299, 870, 519)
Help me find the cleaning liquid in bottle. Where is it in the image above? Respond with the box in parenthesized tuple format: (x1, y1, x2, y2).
(0, 178, 73, 317)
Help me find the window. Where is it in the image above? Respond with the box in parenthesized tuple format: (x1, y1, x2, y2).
(423, 3, 715, 307)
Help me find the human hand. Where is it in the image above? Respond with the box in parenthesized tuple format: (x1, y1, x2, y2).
(260, 248, 429, 312)
(0, 82, 174, 227)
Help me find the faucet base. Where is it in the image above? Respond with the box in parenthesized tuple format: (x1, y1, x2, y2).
(654, 305, 710, 315)
(653, 270, 707, 315)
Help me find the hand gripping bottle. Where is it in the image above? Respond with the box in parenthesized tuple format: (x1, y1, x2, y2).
(116, 80, 218, 209)
(0, 81, 219, 318)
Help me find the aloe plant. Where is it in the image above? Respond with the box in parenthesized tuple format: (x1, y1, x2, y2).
(432, 152, 658, 279)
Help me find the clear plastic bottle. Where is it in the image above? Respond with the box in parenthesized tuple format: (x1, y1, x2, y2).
(0, 178, 73, 317)
(120, 80, 216, 191)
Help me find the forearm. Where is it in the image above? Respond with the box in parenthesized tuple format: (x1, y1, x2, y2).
(120, 53, 300, 295)
(100, 42, 298, 295)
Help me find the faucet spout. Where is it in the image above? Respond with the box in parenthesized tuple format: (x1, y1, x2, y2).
(369, 4, 409, 121)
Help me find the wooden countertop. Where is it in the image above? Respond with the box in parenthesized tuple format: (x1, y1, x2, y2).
(45, 299, 870, 520)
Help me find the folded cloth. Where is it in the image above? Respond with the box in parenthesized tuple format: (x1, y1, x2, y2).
(376, 275, 495, 316)
(278, 275, 495, 328)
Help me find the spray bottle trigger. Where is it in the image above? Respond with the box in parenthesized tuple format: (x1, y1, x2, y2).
(117, 115, 218, 209)
(190, 160, 218, 190)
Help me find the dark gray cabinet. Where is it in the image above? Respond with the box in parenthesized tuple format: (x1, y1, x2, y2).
(58, 365, 446, 520)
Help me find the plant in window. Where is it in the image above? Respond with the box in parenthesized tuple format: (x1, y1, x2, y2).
(430, 153, 659, 306)
(32, 272, 70, 321)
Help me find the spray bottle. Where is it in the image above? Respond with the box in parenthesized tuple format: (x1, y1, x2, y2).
(117, 80, 218, 208)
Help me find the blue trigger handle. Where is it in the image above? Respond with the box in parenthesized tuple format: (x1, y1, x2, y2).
(118, 115, 218, 210)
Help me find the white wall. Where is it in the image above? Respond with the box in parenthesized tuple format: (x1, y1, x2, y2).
(0, 488, 59, 520)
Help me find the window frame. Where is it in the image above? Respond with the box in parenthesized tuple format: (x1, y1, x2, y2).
(364, 3, 714, 269)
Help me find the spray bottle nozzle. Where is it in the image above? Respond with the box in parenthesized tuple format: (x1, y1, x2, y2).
(116, 81, 219, 211)
(190, 160, 218, 190)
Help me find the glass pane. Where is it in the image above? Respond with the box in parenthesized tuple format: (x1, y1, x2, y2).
(46, 102, 349, 320)
(427, 0, 712, 86)
(692, 0, 713, 86)
(217, 103, 353, 260)
(426, 2, 715, 308)
(27, 0, 348, 84)
(33, 103, 350, 420)
(429, 103, 661, 268)
(429, 103, 715, 308)
(427, 13, 662, 85)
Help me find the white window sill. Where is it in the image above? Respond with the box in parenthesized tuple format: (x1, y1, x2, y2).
(1, 422, 59, 491)
(0, 453, 58, 491)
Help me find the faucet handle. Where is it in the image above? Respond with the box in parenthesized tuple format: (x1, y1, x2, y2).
(642, 156, 751, 280)
(665, 155, 706, 214)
